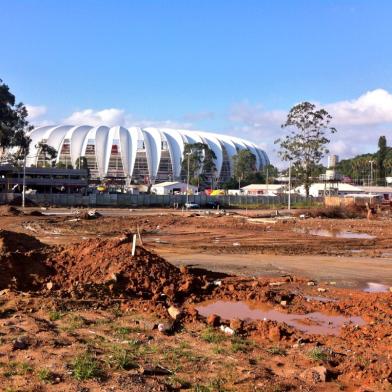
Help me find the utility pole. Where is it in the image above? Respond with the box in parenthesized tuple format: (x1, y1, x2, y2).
(369, 160, 375, 186)
(288, 161, 291, 211)
(22, 155, 26, 210)
(266, 167, 269, 195)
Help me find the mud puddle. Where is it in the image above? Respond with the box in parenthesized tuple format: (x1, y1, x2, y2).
(363, 282, 390, 293)
(294, 228, 375, 239)
(196, 300, 365, 335)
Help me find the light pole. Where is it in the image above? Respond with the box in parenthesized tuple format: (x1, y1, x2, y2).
(186, 152, 191, 205)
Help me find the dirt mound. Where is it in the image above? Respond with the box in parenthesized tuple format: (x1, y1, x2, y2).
(8, 196, 37, 207)
(0, 205, 22, 216)
(0, 230, 45, 253)
(29, 210, 44, 216)
(0, 230, 50, 291)
(296, 206, 365, 219)
(48, 235, 201, 301)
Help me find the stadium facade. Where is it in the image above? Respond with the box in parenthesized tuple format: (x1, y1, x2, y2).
(26, 125, 269, 183)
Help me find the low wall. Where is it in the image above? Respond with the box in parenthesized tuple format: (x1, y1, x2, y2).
(0, 192, 315, 208)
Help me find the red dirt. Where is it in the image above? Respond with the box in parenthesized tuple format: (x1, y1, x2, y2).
(47, 234, 202, 301)
(0, 230, 51, 291)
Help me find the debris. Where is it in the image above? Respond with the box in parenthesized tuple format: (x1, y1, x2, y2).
(317, 288, 327, 293)
(220, 325, 235, 336)
(229, 318, 243, 332)
(207, 314, 220, 327)
(167, 305, 181, 320)
(307, 281, 316, 286)
(269, 281, 285, 287)
(268, 326, 282, 342)
(300, 366, 328, 383)
(12, 336, 30, 350)
(140, 365, 172, 376)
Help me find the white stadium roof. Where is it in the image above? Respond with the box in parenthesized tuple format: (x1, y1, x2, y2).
(26, 125, 269, 179)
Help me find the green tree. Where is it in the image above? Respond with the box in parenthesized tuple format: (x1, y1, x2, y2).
(377, 136, 387, 184)
(233, 149, 256, 187)
(181, 142, 217, 186)
(75, 156, 88, 170)
(0, 79, 32, 160)
(275, 102, 337, 197)
(36, 142, 57, 167)
(263, 164, 279, 183)
(384, 158, 392, 177)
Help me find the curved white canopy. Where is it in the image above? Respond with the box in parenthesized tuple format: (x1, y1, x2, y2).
(25, 125, 269, 179)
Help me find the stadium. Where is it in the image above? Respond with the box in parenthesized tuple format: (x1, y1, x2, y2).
(26, 125, 269, 183)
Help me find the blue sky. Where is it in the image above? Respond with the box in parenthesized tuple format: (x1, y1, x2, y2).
(2, 0, 392, 163)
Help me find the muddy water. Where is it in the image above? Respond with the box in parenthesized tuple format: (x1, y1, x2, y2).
(295, 228, 375, 239)
(196, 300, 365, 336)
(363, 282, 390, 293)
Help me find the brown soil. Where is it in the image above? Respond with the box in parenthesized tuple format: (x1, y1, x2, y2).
(47, 235, 202, 302)
(0, 230, 51, 291)
(0, 210, 390, 390)
(0, 205, 22, 216)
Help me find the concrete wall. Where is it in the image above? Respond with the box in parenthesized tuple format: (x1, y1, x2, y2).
(0, 192, 313, 208)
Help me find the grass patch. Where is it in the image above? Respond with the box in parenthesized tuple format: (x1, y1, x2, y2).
(48, 310, 64, 321)
(3, 361, 33, 378)
(61, 313, 86, 332)
(230, 337, 254, 353)
(267, 346, 287, 356)
(200, 327, 226, 344)
(163, 342, 202, 369)
(106, 346, 137, 370)
(71, 352, 103, 381)
(37, 368, 53, 383)
(307, 347, 329, 362)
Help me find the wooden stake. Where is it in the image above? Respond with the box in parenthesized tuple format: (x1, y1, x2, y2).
(132, 233, 137, 256)
(137, 225, 143, 246)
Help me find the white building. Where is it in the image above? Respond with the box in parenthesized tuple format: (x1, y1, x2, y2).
(358, 186, 392, 201)
(150, 181, 198, 195)
(241, 184, 285, 196)
(295, 183, 363, 197)
(20, 125, 269, 183)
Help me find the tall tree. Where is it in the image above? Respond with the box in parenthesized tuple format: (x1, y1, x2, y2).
(75, 156, 88, 170)
(181, 142, 217, 185)
(0, 79, 32, 159)
(275, 102, 337, 197)
(36, 142, 57, 167)
(233, 149, 256, 187)
(377, 136, 387, 184)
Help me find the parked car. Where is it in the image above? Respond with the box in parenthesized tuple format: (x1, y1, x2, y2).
(184, 202, 200, 209)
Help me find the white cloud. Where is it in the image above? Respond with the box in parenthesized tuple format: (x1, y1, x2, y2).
(62, 108, 193, 129)
(227, 89, 392, 165)
(64, 108, 127, 127)
(326, 89, 392, 126)
(26, 105, 47, 119)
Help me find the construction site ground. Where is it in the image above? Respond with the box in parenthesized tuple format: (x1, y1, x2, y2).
(0, 206, 391, 391)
